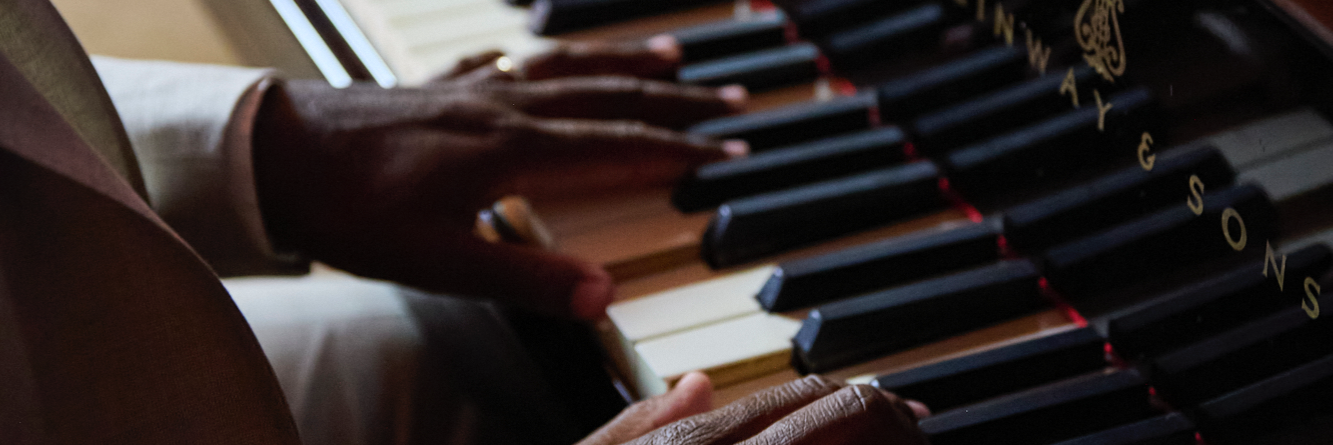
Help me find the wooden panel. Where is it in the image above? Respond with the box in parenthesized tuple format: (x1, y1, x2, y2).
(50, 0, 242, 65)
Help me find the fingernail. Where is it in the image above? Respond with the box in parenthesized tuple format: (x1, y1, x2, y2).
(906, 400, 932, 419)
(723, 139, 749, 158)
(570, 265, 614, 320)
(718, 84, 749, 111)
(674, 371, 712, 394)
(647, 34, 682, 62)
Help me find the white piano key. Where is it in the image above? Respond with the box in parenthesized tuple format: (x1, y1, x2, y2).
(1207, 108, 1333, 170)
(1238, 140, 1333, 202)
(608, 265, 774, 342)
(634, 312, 803, 388)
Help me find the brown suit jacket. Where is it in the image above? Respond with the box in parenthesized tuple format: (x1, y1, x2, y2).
(0, 0, 301, 442)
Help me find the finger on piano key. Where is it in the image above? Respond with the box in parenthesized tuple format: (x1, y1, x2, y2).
(677, 42, 822, 91)
(1104, 243, 1333, 360)
(911, 66, 1100, 156)
(944, 87, 1158, 202)
(757, 217, 1003, 312)
(701, 161, 945, 268)
(1195, 351, 1333, 445)
(871, 326, 1107, 412)
(792, 259, 1047, 373)
(671, 10, 789, 63)
(918, 368, 1156, 445)
(672, 126, 908, 212)
(528, 0, 728, 35)
(1047, 413, 1197, 445)
(1150, 291, 1333, 407)
(1042, 184, 1279, 302)
(1003, 143, 1236, 252)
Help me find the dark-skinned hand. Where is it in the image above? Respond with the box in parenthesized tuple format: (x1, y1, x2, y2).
(252, 37, 747, 320)
(579, 373, 932, 445)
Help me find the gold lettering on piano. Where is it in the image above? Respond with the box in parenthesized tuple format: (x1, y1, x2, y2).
(1263, 241, 1287, 291)
(1026, 30, 1052, 75)
(994, 4, 1015, 45)
(1060, 68, 1080, 108)
(1187, 175, 1206, 216)
(1137, 133, 1155, 171)
(1075, 0, 1128, 82)
(1304, 277, 1321, 319)
(1094, 90, 1113, 132)
(1221, 208, 1247, 251)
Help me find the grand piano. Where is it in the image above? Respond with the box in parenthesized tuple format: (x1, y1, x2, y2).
(233, 0, 1333, 443)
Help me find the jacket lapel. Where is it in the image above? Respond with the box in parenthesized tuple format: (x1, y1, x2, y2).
(0, 0, 148, 200)
(0, 47, 167, 233)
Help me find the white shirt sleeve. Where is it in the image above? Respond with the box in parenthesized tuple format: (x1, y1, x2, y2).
(91, 56, 308, 277)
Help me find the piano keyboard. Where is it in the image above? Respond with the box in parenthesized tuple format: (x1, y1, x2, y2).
(323, 0, 739, 84)
(271, 0, 1333, 441)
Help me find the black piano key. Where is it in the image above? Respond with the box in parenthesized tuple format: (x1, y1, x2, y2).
(872, 327, 1107, 412)
(912, 66, 1100, 156)
(688, 93, 877, 151)
(777, 0, 927, 38)
(677, 43, 821, 92)
(875, 45, 1031, 123)
(919, 368, 1156, 445)
(791, 259, 1046, 373)
(1196, 351, 1333, 445)
(820, 3, 962, 65)
(1151, 292, 1333, 407)
(1048, 413, 1197, 445)
(1105, 244, 1333, 359)
(1042, 184, 1279, 301)
(528, 0, 725, 35)
(701, 161, 944, 268)
(673, 127, 908, 213)
(757, 217, 1004, 312)
(672, 12, 789, 63)
(945, 87, 1157, 202)
(1003, 144, 1237, 252)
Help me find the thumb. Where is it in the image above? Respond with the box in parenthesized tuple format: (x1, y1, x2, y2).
(578, 372, 714, 445)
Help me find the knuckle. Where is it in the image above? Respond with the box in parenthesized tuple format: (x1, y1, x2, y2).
(793, 374, 844, 394)
(648, 417, 709, 445)
(593, 76, 646, 95)
(604, 120, 652, 138)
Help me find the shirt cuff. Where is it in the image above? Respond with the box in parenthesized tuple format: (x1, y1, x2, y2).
(92, 56, 309, 277)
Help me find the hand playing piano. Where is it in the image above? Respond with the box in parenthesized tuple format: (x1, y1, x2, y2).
(250, 51, 747, 320)
(439, 34, 684, 82)
(580, 373, 931, 445)
(435, 35, 745, 129)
